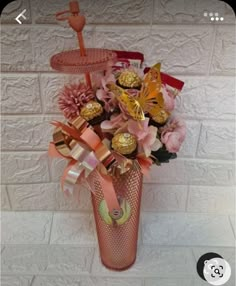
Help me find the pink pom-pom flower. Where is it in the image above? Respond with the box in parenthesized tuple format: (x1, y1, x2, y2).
(58, 82, 95, 120)
(160, 116, 186, 153)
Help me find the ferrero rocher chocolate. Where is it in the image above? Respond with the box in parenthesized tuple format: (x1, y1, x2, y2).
(152, 110, 169, 125)
(80, 101, 103, 121)
(111, 132, 137, 155)
(118, 70, 142, 89)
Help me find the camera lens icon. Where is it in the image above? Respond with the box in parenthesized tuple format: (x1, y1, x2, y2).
(197, 253, 231, 285)
(204, 258, 231, 285)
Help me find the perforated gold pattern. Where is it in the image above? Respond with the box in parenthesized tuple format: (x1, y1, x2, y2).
(90, 163, 143, 270)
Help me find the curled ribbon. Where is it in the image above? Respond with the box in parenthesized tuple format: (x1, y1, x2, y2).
(49, 115, 136, 217)
(49, 115, 151, 219)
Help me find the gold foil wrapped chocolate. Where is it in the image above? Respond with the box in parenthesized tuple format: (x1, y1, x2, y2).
(152, 110, 169, 124)
(80, 100, 103, 121)
(118, 70, 142, 88)
(112, 133, 137, 155)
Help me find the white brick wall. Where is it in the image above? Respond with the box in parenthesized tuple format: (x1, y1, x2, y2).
(2, 212, 53, 244)
(1, 0, 235, 284)
(1, 74, 42, 113)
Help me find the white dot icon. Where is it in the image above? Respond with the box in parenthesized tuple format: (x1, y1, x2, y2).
(203, 11, 225, 22)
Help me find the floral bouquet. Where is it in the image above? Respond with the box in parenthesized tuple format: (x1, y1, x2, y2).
(49, 62, 186, 270)
(57, 63, 186, 163)
(48, 0, 186, 271)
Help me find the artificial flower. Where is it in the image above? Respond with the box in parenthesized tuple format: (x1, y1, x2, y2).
(92, 60, 115, 88)
(160, 116, 186, 153)
(101, 113, 128, 134)
(96, 66, 117, 112)
(162, 84, 175, 112)
(128, 118, 162, 157)
(58, 82, 94, 120)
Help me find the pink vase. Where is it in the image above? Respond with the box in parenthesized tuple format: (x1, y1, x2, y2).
(90, 164, 143, 270)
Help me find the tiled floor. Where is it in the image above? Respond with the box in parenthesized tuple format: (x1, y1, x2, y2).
(1, 211, 235, 286)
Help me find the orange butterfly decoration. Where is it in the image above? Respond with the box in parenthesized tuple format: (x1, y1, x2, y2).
(107, 63, 169, 121)
(106, 82, 145, 120)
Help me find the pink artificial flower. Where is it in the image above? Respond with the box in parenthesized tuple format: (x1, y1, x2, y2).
(92, 60, 115, 88)
(96, 66, 118, 112)
(128, 118, 162, 157)
(162, 84, 175, 112)
(101, 113, 128, 134)
(160, 116, 186, 153)
(58, 82, 95, 120)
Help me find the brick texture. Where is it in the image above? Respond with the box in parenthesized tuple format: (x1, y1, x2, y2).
(1, 74, 41, 114)
(147, 159, 235, 185)
(149, 25, 214, 73)
(141, 184, 188, 212)
(2, 212, 52, 244)
(1, 152, 50, 184)
(197, 122, 235, 160)
(7, 183, 92, 211)
(187, 186, 235, 214)
(0, 186, 11, 210)
(211, 25, 236, 75)
(175, 77, 236, 120)
(2, 116, 57, 151)
(92, 246, 196, 277)
(1, 276, 33, 286)
(142, 213, 235, 246)
(50, 213, 96, 245)
(31, 0, 153, 24)
(32, 276, 143, 286)
(1, 245, 94, 275)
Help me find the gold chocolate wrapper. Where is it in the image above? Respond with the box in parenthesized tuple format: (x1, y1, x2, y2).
(112, 133, 137, 155)
(152, 110, 169, 124)
(118, 70, 142, 88)
(80, 101, 103, 121)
